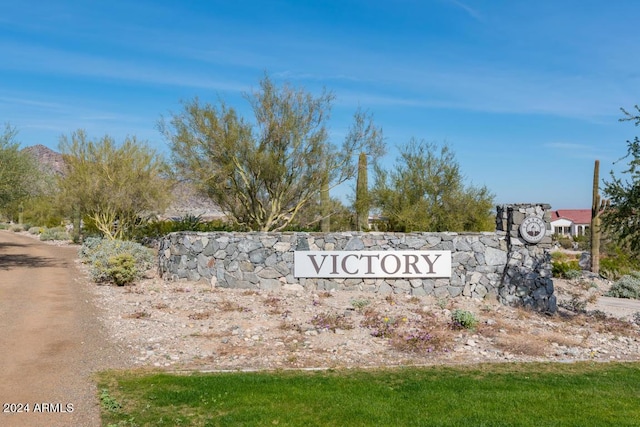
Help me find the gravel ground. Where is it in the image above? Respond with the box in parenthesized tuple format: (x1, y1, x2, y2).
(93, 269, 640, 371)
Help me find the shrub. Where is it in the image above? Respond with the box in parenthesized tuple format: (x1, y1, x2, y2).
(132, 215, 232, 241)
(360, 309, 447, 353)
(599, 248, 640, 280)
(350, 298, 370, 311)
(9, 224, 23, 232)
(606, 273, 640, 299)
(564, 269, 582, 280)
(389, 328, 444, 353)
(105, 253, 137, 286)
(28, 226, 43, 235)
(551, 251, 568, 262)
(451, 309, 478, 330)
(572, 234, 590, 251)
(311, 312, 353, 332)
(555, 235, 574, 250)
(79, 238, 154, 285)
(362, 311, 398, 339)
(40, 227, 71, 241)
(552, 259, 581, 279)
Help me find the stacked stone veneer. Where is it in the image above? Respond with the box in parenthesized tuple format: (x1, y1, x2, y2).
(496, 204, 556, 312)
(158, 231, 508, 299)
(158, 203, 556, 312)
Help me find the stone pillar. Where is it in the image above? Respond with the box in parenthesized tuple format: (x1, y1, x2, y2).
(497, 204, 556, 313)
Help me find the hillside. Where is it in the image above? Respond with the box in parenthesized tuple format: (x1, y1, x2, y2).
(22, 144, 66, 175)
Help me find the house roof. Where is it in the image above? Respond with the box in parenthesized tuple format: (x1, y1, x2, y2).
(551, 209, 591, 225)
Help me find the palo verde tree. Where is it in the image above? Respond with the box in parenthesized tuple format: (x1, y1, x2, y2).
(57, 130, 172, 239)
(0, 124, 42, 219)
(602, 105, 640, 251)
(160, 74, 383, 231)
(372, 139, 494, 232)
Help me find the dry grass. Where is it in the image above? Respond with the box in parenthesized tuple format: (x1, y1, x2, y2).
(216, 300, 248, 312)
(188, 311, 211, 320)
(123, 310, 150, 319)
(492, 335, 549, 357)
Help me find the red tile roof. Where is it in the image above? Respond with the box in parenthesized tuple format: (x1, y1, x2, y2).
(551, 209, 591, 225)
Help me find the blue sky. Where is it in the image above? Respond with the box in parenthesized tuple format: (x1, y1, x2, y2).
(2, 0, 640, 209)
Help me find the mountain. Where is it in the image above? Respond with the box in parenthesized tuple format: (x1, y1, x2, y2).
(22, 144, 66, 175)
(161, 182, 225, 220)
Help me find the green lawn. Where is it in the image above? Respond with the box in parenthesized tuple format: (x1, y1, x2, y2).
(98, 362, 640, 426)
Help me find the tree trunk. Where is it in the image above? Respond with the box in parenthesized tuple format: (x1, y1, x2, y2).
(320, 171, 330, 232)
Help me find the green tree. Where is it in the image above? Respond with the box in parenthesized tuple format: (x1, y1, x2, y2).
(57, 130, 172, 239)
(160, 74, 383, 232)
(0, 124, 42, 219)
(372, 139, 494, 232)
(602, 105, 640, 251)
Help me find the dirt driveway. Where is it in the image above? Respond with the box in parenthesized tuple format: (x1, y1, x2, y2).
(0, 231, 120, 427)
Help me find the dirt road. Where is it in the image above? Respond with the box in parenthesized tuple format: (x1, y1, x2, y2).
(0, 231, 119, 427)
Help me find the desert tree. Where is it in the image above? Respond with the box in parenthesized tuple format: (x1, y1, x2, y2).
(160, 74, 383, 232)
(602, 105, 640, 251)
(372, 138, 494, 232)
(57, 130, 172, 239)
(0, 124, 42, 219)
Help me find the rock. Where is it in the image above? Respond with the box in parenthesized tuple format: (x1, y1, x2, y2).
(579, 252, 591, 270)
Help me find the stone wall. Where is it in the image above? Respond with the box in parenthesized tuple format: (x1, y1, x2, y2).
(159, 231, 508, 299)
(158, 204, 556, 312)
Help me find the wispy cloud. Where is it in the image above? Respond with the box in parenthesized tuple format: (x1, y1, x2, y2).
(0, 41, 249, 93)
(544, 141, 617, 162)
(444, 0, 485, 22)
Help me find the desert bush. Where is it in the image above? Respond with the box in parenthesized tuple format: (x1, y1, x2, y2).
(350, 298, 371, 311)
(572, 234, 590, 251)
(9, 224, 23, 232)
(606, 273, 640, 299)
(389, 327, 446, 353)
(559, 295, 587, 313)
(132, 215, 232, 241)
(28, 226, 43, 235)
(361, 310, 447, 353)
(599, 248, 640, 280)
(552, 259, 581, 279)
(451, 309, 478, 330)
(554, 235, 574, 250)
(362, 311, 398, 338)
(564, 269, 582, 280)
(79, 237, 154, 285)
(311, 312, 353, 332)
(104, 253, 137, 286)
(551, 251, 568, 262)
(40, 227, 71, 241)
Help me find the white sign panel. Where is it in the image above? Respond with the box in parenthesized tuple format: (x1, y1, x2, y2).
(294, 251, 451, 278)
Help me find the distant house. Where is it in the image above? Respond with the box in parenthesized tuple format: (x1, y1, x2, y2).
(550, 209, 591, 236)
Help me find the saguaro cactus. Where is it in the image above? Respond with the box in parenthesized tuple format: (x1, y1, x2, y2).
(354, 152, 369, 231)
(591, 160, 608, 274)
